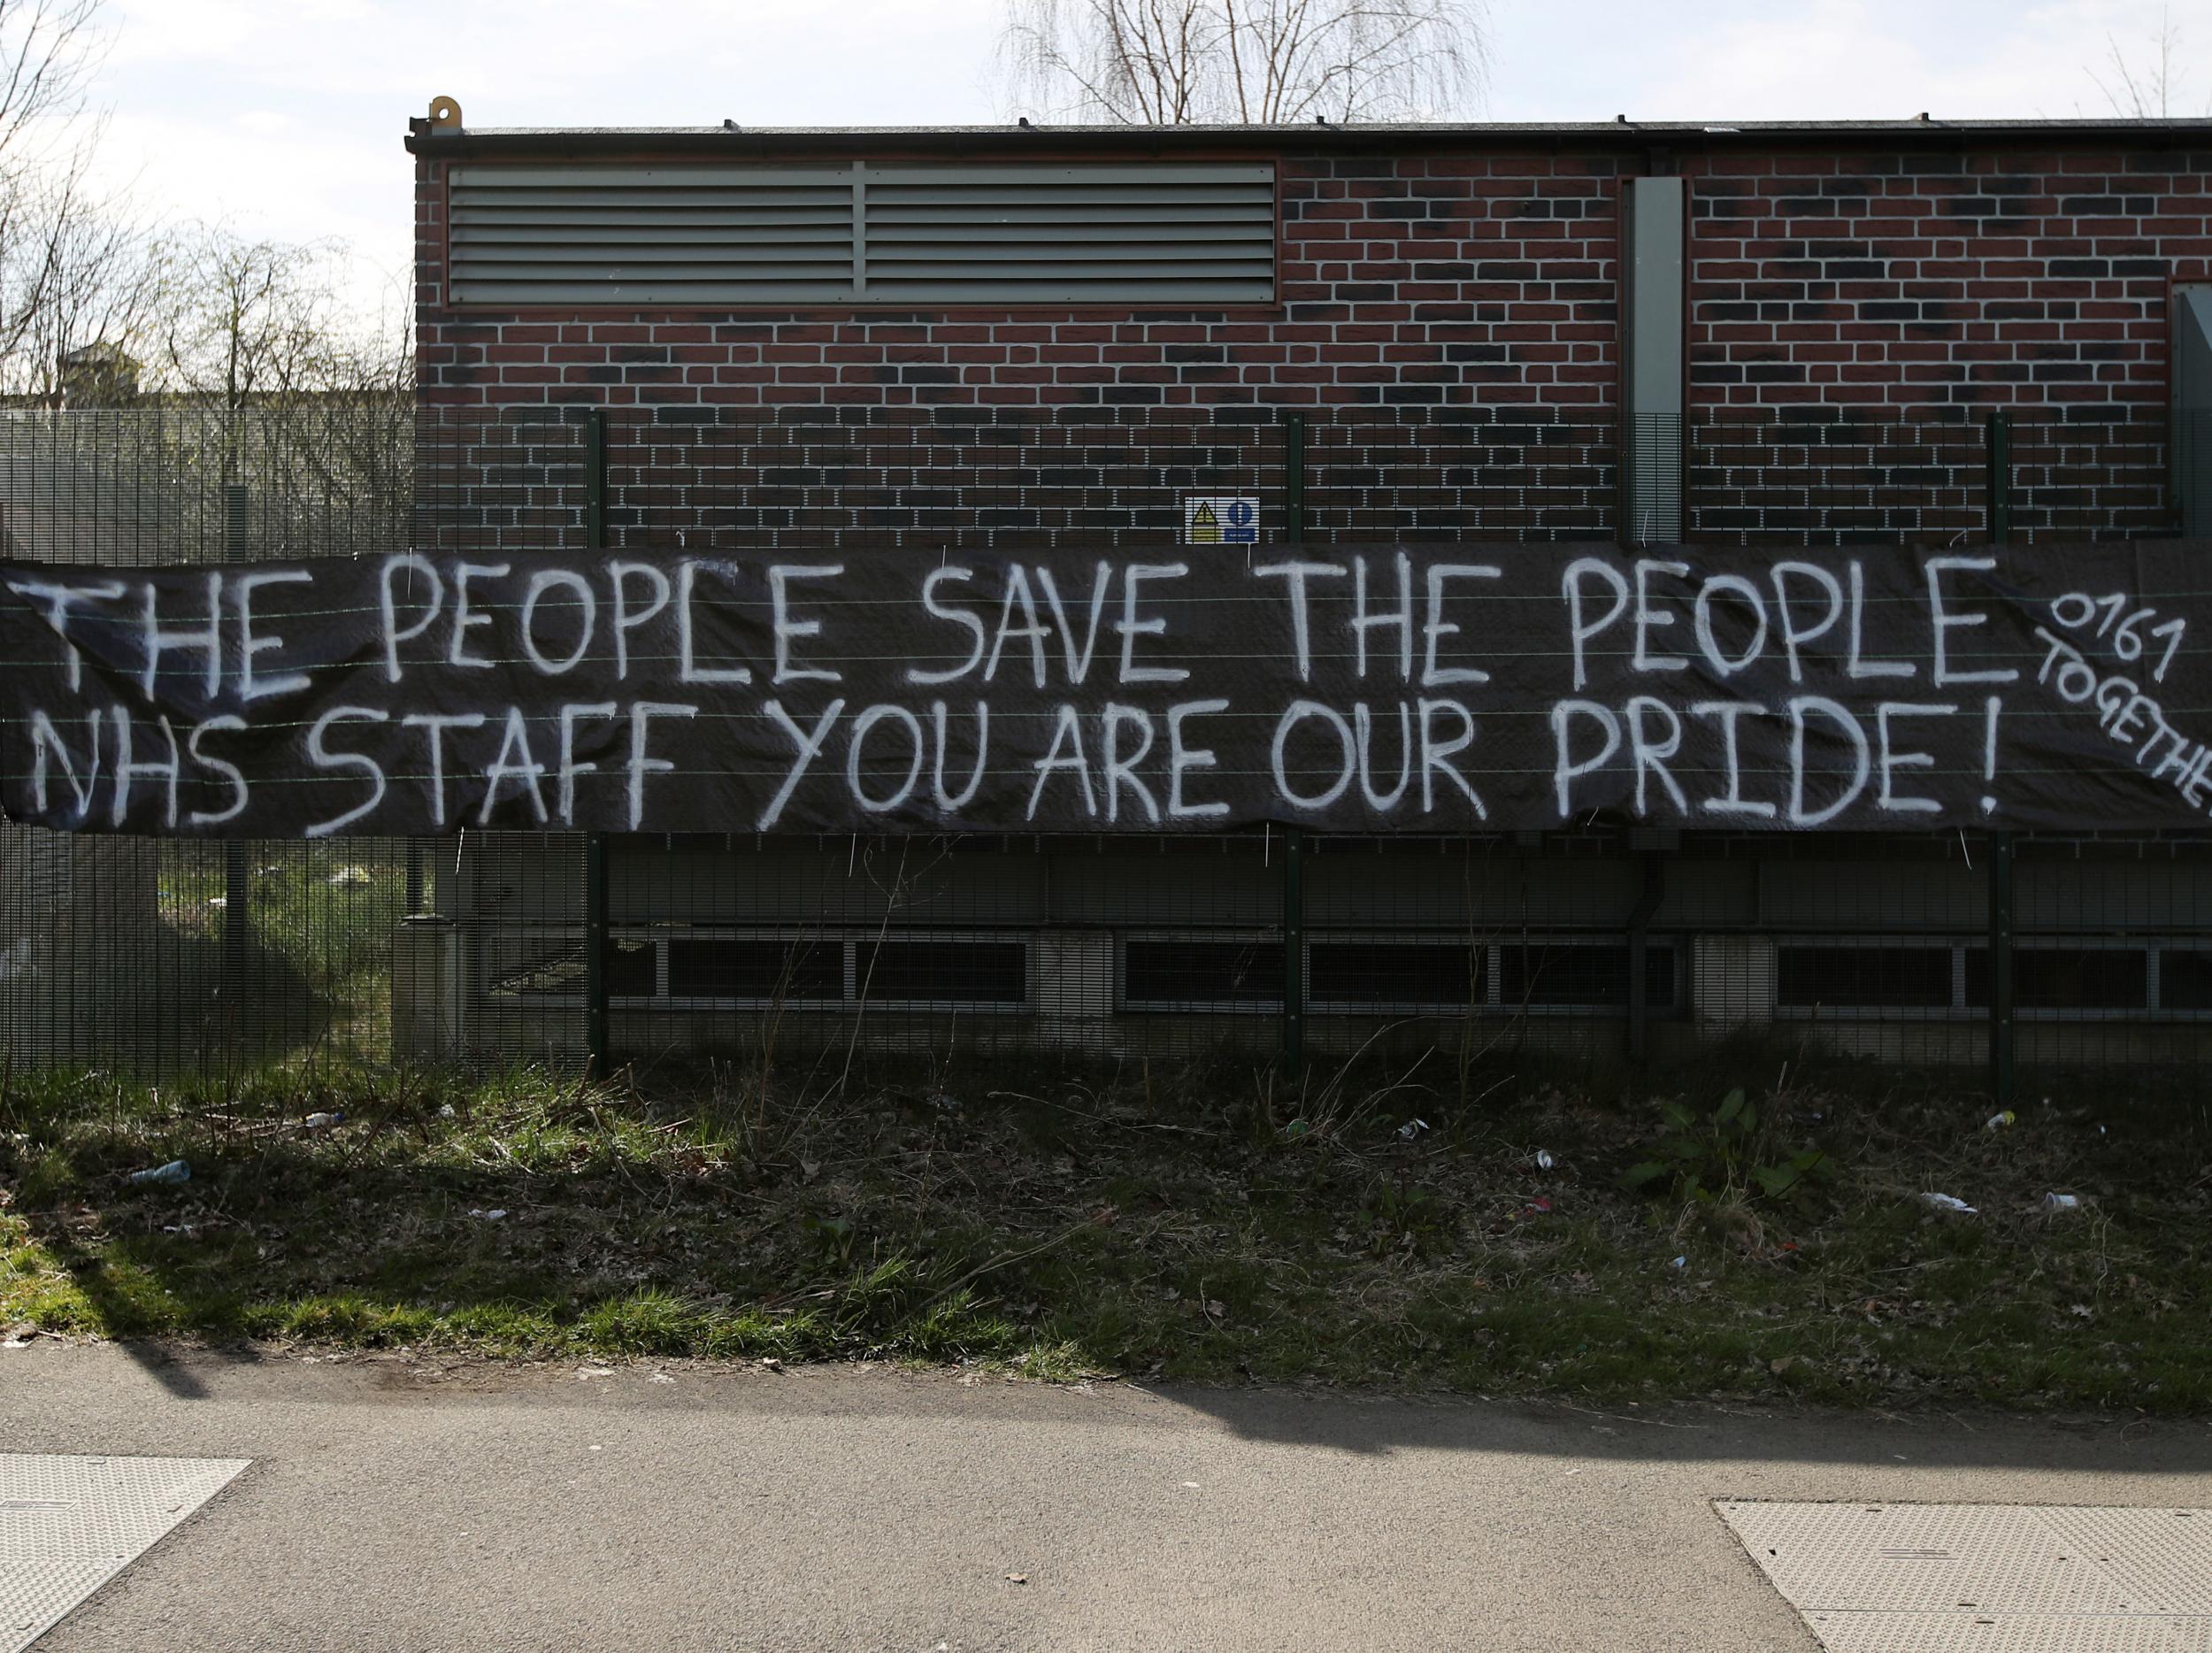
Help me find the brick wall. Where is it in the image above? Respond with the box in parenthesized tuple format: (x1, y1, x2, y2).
(414, 135, 2212, 425)
(1686, 143, 2210, 416)
(414, 150, 1622, 411)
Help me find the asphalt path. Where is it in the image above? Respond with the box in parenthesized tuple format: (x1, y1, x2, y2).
(4, 1342, 2210, 1651)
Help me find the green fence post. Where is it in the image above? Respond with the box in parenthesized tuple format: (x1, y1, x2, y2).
(585, 832, 609, 1076)
(584, 407, 609, 548)
(1280, 411, 1308, 1077)
(221, 483, 250, 1034)
(583, 409, 610, 1075)
(1985, 410, 2015, 1107)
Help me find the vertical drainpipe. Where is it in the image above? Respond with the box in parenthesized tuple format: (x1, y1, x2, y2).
(1620, 173, 1686, 547)
(1281, 412, 1307, 1078)
(1620, 173, 1686, 1064)
(584, 409, 610, 1075)
(1985, 411, 2014, 1107)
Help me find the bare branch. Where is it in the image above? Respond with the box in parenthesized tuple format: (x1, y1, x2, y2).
(2087, 5, 2200, 119)
(996, 0, 1486, 126)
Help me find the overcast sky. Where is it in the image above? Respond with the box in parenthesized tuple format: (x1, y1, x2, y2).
(83, 0, 2209, 317)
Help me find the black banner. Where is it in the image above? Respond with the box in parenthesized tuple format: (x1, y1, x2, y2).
(1, 542, 2208, 837)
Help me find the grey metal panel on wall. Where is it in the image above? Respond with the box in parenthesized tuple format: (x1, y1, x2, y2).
(2174, 284, 2212, 534)
(447, 162, 1276, 306)
(1622, 175, 1684, 544)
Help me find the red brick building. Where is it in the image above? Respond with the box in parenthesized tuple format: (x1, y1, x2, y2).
(409, 117, 2207, 423)
(396, 114, 2212, 1069)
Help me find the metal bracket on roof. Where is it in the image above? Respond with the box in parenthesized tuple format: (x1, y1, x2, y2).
(427, 94, 463, 130)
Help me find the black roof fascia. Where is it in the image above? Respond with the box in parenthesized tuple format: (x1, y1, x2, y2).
(404, 117, 2212, 160)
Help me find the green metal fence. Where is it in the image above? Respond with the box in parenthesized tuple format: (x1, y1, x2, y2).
(0, 403, 2200, 1101)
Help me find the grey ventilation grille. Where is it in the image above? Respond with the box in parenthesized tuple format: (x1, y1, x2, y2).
(446, 162, 1275, 307)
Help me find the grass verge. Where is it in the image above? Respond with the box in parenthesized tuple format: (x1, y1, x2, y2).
(2, 1048, 2207, 1409)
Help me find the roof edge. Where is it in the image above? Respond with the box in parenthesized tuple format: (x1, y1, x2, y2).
(403, 116, 2212, 159)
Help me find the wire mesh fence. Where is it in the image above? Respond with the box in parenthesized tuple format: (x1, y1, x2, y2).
(1, 402, 2204, 1090)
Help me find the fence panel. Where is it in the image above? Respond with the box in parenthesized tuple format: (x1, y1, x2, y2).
(0, 403, 2200, 1091)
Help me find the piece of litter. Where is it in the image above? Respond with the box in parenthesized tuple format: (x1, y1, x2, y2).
(1397, 1117, 1429, 1141)
(588, 1444, 603, 1452)
(1985, 1110, 2016, 1132)
(1005, 1572, 1028, 1585)
(1180, 1481, 1200, 1489)
(760, 1357, 784, 1372)
(437, 1103, 456, 1119)
(2070, 1303, 2093, 1319)
(467, 1208, 507, 1221)
(303, 1111, 343, 1130)
(127, 1159, 190, 1187)
(1534, 1149, 1555, 1170)
(1669, 1255, 1687, 1270)
(1918, 1192, 1977, 1215)
(2042, 1192, 2082, 1212)
(1564, 1467, 1584, 1476)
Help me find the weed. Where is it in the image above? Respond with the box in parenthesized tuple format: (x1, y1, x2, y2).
(1622, 1088, 1833, 1205)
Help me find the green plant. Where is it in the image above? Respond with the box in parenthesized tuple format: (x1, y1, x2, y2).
(1621, 1088, 1832, 1205)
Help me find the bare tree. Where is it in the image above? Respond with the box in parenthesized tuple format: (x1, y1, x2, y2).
(152, 226, 407, 408)
(0, 0, 100, 164)
(998, 0, 1486, 125)
(2088, 5, 2202, 118)
(4, 167, 161, 402)
(0, 0, 123, 397)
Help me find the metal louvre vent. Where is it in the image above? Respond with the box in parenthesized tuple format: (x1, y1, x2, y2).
(449, 165, 856, 305)
(862, 165, 1274, 304)
(446, 162, 1275, 307)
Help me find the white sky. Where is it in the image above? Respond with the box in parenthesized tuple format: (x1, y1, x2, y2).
(81, 0, 2212, 318)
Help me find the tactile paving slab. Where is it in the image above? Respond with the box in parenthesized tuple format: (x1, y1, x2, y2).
(1717, 1502, 2212, 1653)
(0, 1454, 247, 1652)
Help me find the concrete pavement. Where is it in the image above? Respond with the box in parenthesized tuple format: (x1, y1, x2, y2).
(4, 1342, 2210, 1651)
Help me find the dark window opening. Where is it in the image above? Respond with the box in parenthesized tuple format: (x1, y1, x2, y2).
(1778, 945, 1952, 1008)
(666, 936, 841, 1000)
(2160, 949, 2212, 1010)
(1965, 947, 2147, 1011)
(1124, 939, 1284, 1006)
(858, 940, 1025, 1003)
(1310, 942, 1479, 1006)
(1498, 943, 1674, 1009)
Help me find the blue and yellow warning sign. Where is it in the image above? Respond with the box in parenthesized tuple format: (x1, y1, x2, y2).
(1183, 495, 1259, 545)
